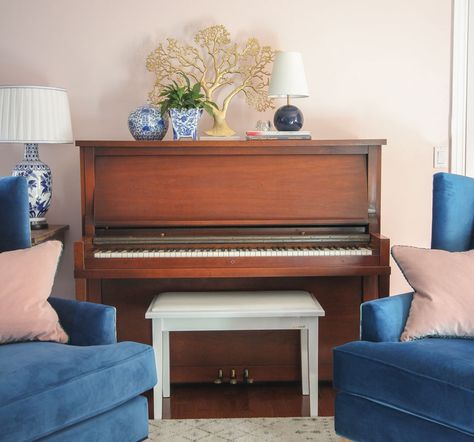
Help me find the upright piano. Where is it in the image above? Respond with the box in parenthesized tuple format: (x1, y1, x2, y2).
(74, 139, 390, 383)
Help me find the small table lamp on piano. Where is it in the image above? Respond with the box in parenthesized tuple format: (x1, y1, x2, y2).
(268, 51, 309, 131)
(0, 86, 74, 229)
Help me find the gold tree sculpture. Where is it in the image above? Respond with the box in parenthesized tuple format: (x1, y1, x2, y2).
(146, 25, 275, 137)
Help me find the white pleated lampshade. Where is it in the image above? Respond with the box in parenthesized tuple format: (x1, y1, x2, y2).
(268, 51, 309, 99)
(0, 85, 73, 144)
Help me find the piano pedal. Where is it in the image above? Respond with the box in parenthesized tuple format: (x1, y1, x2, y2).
(229, 369, 238, 385)
(243, 368, 254, 384)
(213, 368, 224, 385)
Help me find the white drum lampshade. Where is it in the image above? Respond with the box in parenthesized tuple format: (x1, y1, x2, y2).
(0, 86, 73, 229)
(268, 51, 309, 131)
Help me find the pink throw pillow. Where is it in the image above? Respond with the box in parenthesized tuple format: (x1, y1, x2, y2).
(392, 245, 474, 342)
(0, 241, 68, 344)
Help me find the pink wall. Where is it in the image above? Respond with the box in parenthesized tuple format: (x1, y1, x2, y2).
(0, 0, 451, 298)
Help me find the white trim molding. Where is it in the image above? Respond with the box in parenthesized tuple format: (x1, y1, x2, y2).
(450, 0, 469, 175)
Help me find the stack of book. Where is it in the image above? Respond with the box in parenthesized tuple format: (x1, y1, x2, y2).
(246, 130, 312, 140)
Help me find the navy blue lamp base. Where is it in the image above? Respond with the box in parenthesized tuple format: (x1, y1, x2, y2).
(273, 105, 304, 131)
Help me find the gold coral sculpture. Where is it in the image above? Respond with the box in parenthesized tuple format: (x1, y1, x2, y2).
(146, 25, 275, 137)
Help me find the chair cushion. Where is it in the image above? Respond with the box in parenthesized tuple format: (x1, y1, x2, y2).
(334, 339, 474, 436)
(0, 341, 156, 442)
(336, 393, 474, 442)
(40, 396, 149, 442)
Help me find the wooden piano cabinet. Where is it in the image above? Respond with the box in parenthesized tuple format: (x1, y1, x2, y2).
(74, 139, 390, 384)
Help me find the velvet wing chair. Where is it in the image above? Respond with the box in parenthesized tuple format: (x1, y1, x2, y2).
(0, 176, 157, 442)
(333, 172, 474, 442)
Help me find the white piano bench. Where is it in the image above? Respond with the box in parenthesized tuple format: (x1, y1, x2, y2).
(145, 290, 325, 420)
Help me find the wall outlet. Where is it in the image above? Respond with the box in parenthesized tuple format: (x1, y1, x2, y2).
(433, 146, 449, 169)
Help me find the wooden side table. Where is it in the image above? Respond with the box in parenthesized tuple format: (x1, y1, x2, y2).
(31, 225, 69, 246)
(145, 290, 325, 420)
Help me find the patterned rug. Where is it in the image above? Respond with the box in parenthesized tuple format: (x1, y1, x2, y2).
(147, 417, 339, 441)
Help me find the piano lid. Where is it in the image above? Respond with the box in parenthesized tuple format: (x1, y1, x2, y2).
(92, 148, 369, 228)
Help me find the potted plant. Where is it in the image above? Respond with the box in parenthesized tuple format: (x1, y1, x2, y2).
(159, 73, 216, 140)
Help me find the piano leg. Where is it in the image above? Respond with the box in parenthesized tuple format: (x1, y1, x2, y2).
(362, 275, 379, 302)
(75, 279, 102, 304)
(86, 280, 102, 304)
(300, 329, 309, 395)
(75, 278, 87, 302)
(363, 274, 390, 303)
(379, 274, 390, 298)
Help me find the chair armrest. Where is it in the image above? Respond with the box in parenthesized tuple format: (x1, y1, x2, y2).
(360, 293, 413, 342)
(49, 297, 117, 346)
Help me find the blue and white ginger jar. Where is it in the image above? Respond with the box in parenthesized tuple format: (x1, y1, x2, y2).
(169, 108, 203, 140)
(128, 105, 169, 140)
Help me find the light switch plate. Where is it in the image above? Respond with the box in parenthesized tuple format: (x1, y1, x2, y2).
(433, 146, 449, 169)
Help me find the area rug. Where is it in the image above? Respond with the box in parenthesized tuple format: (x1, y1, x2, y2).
(147, 417, 339, 441)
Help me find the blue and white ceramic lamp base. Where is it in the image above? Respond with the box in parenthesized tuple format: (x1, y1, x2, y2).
(11, 143, 52, 229)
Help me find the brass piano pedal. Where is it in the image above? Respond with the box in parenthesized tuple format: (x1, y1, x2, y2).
(243, 368, 254, 384)
(213, 368, 224, 384)
(229, 369, 238, 385)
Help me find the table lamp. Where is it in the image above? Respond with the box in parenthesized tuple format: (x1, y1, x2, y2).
(0, 86, 73, 229)
(268, 51, 309, 131)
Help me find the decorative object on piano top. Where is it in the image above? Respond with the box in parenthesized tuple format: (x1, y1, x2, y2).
(0, 86, 73, 230)
(158, 73, 216, 140)
(268, 51, 309, 131)
(246, 130, 312, 140)
(256, 120, 273, 131)
(128, 104, 169, 140)
(146, 24, 275, 137)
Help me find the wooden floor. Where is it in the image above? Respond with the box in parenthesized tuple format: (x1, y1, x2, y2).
(162, 381, 335, 419)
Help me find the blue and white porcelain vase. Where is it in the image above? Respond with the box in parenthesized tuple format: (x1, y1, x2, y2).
(128, 105, 169, 140)
(169, 108, 203, 140)
(12, 143, 52, 228)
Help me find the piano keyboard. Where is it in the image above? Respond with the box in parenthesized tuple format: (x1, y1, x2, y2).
(93, 246, 373, 259)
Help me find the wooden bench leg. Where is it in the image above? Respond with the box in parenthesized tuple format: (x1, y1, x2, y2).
(308, 319, 318, 417)
(300, 329, 309, 395)
(152, 319, 163, 420)
(162, 331, 170, 398)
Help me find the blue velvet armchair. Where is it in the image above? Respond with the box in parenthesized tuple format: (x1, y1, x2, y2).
(0, 176, 157, 442)
(333, 173, 474, 442)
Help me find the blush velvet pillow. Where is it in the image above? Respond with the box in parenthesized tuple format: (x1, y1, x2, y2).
(392, 245, 474, 342)
(0, 240, 68, 344)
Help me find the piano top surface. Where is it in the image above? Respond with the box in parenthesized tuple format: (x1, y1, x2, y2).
(76, 139, 387, 148)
